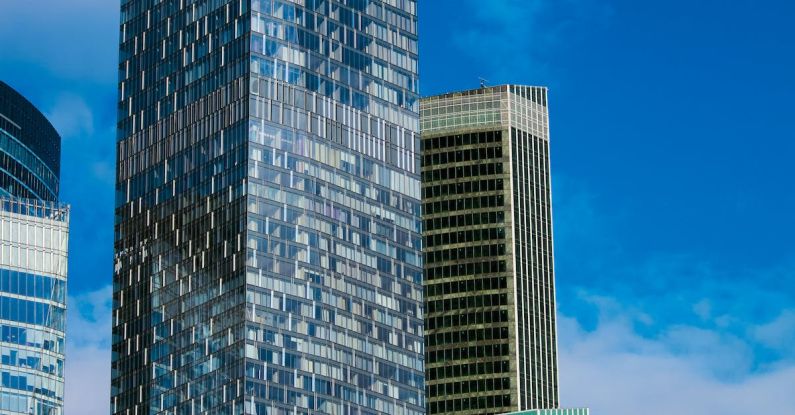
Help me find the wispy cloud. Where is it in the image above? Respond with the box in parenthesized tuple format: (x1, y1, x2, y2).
(753, 310, 795, 356)
(46, 94, 95, 139)
(2, 5, 119, 411)
(454, 0, 614, 83)
(558, 296, 795, 414)
(0, 0, 120, 300)
(553, 174, 795, 387)
(65, 285, 112, 415)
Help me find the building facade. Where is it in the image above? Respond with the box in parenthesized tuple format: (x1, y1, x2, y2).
(0, 81, 69, 415)
(421, 85, 558, 414)
(113, 1, 422, 414)
(0, 81, 60, 202)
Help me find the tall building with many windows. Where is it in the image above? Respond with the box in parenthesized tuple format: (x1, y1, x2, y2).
(0, 81, 69, 415)
(113, 1, 422, 414)
(420, 85, 558, 414)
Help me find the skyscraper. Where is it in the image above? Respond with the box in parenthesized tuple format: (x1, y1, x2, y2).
(420, 85, 558, 414)
(0, 81, 69, 415)
(0, 81, 61, 202)
(113, 1, 423, 414)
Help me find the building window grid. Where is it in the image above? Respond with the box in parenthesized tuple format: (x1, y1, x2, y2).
(113, 1, 255, 412)
(421, 129, 515, 414)
(510, 115, 557, 409)
(0, 198, 69, 415)
(255, 1, 419, 413)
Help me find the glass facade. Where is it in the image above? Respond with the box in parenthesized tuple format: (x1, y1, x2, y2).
(0, 199, 68, 415)
(0, 81, 60, 203)
(421, 85, 557, 414)
(113, 1, 422, 414)
(0, 82, 68, 415)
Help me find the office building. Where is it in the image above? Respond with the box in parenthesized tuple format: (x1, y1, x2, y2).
(0, 81, 69, 415)
(0, 81, 60, 202)
(113, 1, 422, 414)
(421, 85, 557, 414)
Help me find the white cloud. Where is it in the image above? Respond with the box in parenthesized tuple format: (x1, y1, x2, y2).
(753, 310, 795, 355)
(692, 299, 712, 321)
(46, 94, 95, 139)
(551, 176, 795, 413)
(65, 285, 112, 415)
(558, 297, 795, 414)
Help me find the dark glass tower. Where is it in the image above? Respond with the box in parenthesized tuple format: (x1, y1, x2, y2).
(113, 1, 422, 414)
(421, 85, 558, 414)
(0, 81, 61, 202)
(0, 81, 69, 415)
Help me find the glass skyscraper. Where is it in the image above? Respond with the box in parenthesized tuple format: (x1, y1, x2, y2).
(0, 81, 69, 415)
(113, 1, 422, 414)
(421, 85, 558, 414)
(0, 82, 61, 202)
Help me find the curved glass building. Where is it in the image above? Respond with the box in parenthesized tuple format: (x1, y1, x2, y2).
(0, 81, 60, 202)
(0, 81, 68, 415)
(113, 1, 422, 414)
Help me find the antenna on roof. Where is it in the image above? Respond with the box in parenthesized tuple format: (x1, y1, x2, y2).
(479, 77, 489, 89)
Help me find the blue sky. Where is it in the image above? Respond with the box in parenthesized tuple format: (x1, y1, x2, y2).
(1, 0, 794, 413)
